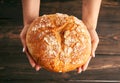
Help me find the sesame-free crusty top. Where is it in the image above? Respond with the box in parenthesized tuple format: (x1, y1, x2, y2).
(26, 13, 91, 73)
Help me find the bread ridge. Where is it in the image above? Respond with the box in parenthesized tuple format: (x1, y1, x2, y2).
(26, 13, 91, 72)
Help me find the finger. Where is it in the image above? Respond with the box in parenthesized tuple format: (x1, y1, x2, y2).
(25, 50, 36, 68)
(26, 50, 41, 71)
(20, 26, 29, 50)
(20, 32, 27, 52)
(77, 67, 82, 73)
(22, 47, 25, 52)
(91, 38, 99, 57)
(35, 65, 41, 71)
(82, 56, 92, 71)
(25, 47, 42, 71)
(21, 38, 26, 52)
(91, 32, 99, 57)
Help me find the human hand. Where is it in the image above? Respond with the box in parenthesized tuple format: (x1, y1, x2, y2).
(77, 29, 99, 73)
(20, 25, 41, 71)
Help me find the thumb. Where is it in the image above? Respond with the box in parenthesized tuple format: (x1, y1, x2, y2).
(91, 34, 99, 57)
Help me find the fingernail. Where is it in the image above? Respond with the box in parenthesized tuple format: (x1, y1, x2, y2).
(82, 68, 86, 71)
(77, 68, 82, 73)
(82, 65, 87, 71)
(22, 47, 25, 52)
(36, 67, 40, 71)
(92, 52, 95, 57)
(78, 70, 82, 74)
(31, 63, 35, 68)
(36, 66, 40, 71)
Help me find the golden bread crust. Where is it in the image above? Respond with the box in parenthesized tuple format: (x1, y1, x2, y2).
(26, 13, 91, 72)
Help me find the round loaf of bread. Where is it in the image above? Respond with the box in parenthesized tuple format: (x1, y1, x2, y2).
(26, 13, 91, 73)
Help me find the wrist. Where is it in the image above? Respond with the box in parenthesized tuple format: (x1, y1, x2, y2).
(23, 16, 38, 26)
(82, 19, 97, 31)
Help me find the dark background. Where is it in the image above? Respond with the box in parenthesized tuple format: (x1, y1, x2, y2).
(0, 0, 120, 83)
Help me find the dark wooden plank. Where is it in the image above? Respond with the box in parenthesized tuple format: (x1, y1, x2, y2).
(0, 54, 120, 81)
(0, 0, 120, 83)
(1, 80, 120, 83)
(96, 22, 120, 54)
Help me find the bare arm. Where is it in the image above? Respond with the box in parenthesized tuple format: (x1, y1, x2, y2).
(82, 0, 101, 57)
(20, 0, 41, 71)
(78, 0, 102, 73)
(82, 0, 102, 30)
(22, 0, 40, 25)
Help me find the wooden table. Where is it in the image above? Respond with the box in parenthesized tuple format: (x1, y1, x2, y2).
(0, 0, 120, 83)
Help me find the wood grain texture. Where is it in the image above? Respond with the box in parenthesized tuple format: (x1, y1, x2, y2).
(0, 0, 120, 83)
(0, 54, 120, 82)
(0, 27, 120, 82)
